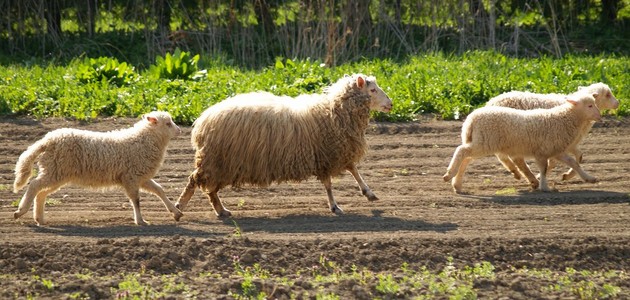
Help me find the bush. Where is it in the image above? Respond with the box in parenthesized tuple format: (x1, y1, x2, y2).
(76, 57, 137, 87)
(149, 48, 205, 80)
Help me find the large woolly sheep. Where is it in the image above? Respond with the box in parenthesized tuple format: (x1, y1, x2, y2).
(486, 83, 619, 182)
(443, 93, 601, 193)
(175, 74, 392, 217)
(13, 111, 183, 226)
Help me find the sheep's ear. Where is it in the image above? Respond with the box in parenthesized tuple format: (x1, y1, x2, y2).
(145, 115, 159, 124)
(592, 92, 599, 99)
(356, 76, 366, 89)
(565, 98, 578, 105)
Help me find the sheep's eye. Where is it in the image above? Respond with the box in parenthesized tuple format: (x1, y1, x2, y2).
(370, 88, 376, 93)
(588, 105, 593, 108)
(167, 123, 172, 127)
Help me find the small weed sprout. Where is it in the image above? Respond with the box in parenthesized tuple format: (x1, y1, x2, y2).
(232, 219, 242, 237)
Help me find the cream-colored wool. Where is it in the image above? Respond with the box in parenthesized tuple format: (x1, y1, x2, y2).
(486, 83, 619, 181)
(13, 111, 183, 226)
(176, 74, 392, 217)
(444, 93, 601, 193)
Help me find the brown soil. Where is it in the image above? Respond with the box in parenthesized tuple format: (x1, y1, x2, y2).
(1, 115, 629, 299)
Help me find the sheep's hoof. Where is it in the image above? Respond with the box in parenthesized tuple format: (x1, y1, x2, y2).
(13, 211, 22, 219)
(174, 202, 185, 211)
(331, 205, 344, 215)
(135, 219, 149, 226)
(173, 211, 184, 222)
(561, 172, 577, 181)
(216, 210, 232, 218)
(583, 177, 598, 183)
(443, 174, 451, 182)
(365, 193, 379, 201)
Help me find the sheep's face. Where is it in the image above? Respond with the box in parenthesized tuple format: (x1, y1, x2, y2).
(594, 88, 619, 110)
(567, 95, 601, 122)
(145, 113, 182, 138)
(356, 75, 393, 113)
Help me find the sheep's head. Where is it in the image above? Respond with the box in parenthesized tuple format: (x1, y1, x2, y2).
(144, 111, 182, 138)
(355, 75, 393, 113)
(578, 83, 619, 111)
(566, 94, 601, 122)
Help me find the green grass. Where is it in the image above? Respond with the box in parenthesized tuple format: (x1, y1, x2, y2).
(0, 51, 628, 124)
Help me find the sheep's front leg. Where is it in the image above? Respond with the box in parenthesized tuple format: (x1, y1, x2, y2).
(561, 148, 583, 181)
(496, 154, 521, 180)
(123, 185, 148, 225)
(205, 189, 231, 218)
(13, 178, 41, 220)
(142, 179, 183, 221)
(555, 152, 596, 183)
(322, 176, 343, 214)
(534, 158, 553, 192)
(346, 164, 378, 201)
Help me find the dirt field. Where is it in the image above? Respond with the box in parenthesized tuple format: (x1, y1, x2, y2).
(1, 115, 629, 299)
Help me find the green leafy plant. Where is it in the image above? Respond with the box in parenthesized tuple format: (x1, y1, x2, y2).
(76, 57, 137, 87)
(150, 48, 205, 80)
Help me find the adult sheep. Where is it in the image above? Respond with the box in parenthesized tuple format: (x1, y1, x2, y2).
(443, 92, 601, 193)
(175, 74, 392, 217)
(486, 83, 619, 183)
(13, 111, 183, 226)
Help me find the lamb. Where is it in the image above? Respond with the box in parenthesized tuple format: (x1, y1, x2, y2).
(443, 92, 601, 193)
(12, 111, 184, 226)
(486, 83, 619, 183)
(174, 74, 393, 217)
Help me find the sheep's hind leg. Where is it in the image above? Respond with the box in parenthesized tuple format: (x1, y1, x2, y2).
(205, 189, 231, 217)
(347, 164, 378, 201)
(322, 176, 343, 214)
(444, 145, 472, 193)
(511, 157, 539, 190)
(33, 183, 63, 226)
(451, 157, 472, 194)
(175, 173, 198, 211)
(496, 154, 521, 180)
(142, 179, 183, 221)
(555, 153, 596, 183)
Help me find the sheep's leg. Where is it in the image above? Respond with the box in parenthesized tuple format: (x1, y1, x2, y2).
(322, 176, 343, 214)
(175, 173, 197, 211)
(533, 158, 553, 192)
(123, 185, 148, 226)
(13, 176, 56, 220)
(205, 190, 231, 218)
(443, 145, 471, 193)
(346, 164, 378, 201)
(496, 154, 521, 180)
(555, 153, 596, 183)
(451, 157, 471, 194)
(511, 157, 539, 190)
(141, 179, 183, 221)
(561, 148, 583, 181)
(32, 183, 62, 226)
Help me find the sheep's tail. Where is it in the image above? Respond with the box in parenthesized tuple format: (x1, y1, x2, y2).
(461, 118, 474, 144)
(13, 140, 46, 193)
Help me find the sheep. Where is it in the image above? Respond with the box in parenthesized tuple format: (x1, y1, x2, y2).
(486, 83, 619, 183)
(174, 74, 393, 217)
(12, 111, 184, 226)
(443, 92, 601, 193)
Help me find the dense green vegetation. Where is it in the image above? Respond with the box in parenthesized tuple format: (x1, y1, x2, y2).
(0, 51, 627, 124)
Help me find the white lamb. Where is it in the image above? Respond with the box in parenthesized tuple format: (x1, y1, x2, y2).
(486, 83, 619, 183)
(13, 111, 184, 226)
(175, 74, 393, 217)
(443, 92, 601, 193)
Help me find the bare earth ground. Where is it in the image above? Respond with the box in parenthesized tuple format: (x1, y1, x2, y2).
(0, 115, 629, 299)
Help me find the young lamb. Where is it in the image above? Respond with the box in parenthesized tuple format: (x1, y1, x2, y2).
(486, 83, 619, 183)
(443, 93, 601, 193)
(175, 74, 392, 217)
(13, 111, 184, 226)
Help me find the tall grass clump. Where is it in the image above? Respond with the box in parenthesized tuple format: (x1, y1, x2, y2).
(0, 51, 627, 123)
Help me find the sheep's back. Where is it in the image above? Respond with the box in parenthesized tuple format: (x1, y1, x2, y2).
(486, 91, 565, 110)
